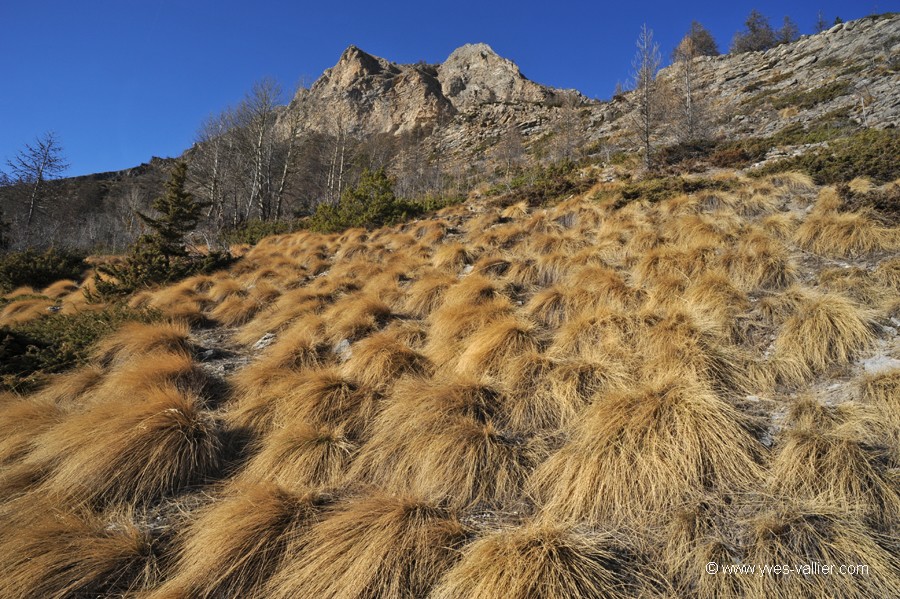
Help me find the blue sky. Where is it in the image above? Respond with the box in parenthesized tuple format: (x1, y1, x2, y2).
(0, 1, 891, 176)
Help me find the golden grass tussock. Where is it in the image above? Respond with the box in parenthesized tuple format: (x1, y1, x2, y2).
(341, 331, 433, 392)
(0, 397, 62, 466)
(263, 492, 468, 599)
(873, 256, 900, 291)
(0, 297, 54, 326)
(25, 384, 221, 508)
(208, 281, 280, 326)
(234, 290, 326, 346)
(500, 352, 617, 432)
(524, 286, 570, 328)
(795, 210, 896, 257)
(743, 503, 900, 598)
(237, 421, 356, 490)
(860, 369, 900, 438)
(272, 368, 381, 441)
(40, 279, 80, 299)
(403, 269, 456, 318)
(0, 506, 160, 599)
(431, 524, 662, 599)
(2, 285, 36, 299)
(768, 399, 900, 528)
(719, 229, 797, 291)
(773, 291, 877, 386)
(764, 170, 815, 193)
(93, 351, 209, 402)
(683, 271, 750, 332)
(139, 284, 208, 324)
(425, 297, 513, 368)
(33, 364, 105, 405)
(531, 376, 763, 526)
(252, 320, 331, 373)
(760, 210, 801, 239)
(433, 241, 474, 271)
(151, 482, 332, 599)
(322, 293, 392, 343)
(93, 320, 192, 366)
(454, 317, 540, 378)
(351, 407, 546, 509)
(636, 307, 754, 393)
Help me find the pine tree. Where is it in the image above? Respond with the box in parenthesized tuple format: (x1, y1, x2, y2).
(136, 160, 207, 268)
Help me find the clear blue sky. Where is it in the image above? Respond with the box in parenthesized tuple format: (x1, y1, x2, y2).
(0, 0, 891, 176)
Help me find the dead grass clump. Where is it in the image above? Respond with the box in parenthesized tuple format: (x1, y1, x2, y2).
(524, 286, 570, 328)
(94, 351, 209, 402)
(208, 281, 280, 326)
(32, 384, 221, 507)
(341, 332, 433, 392)
(531, 376, 762, 526)
(0, 397, 61, 466)
(154, 482, 331, 598)
(234, 289, 329, 346)
(352, 409, 545, 509)
(720, 230, 797, 291)
(795, 210, 896, 257)
(41, 279, 79, 299)
(93, 321, 192, 366)
(760, 211, 801, 239)
(873, 257, 900, 291)
(770, 398, 900, 527)
(431, 524, 660, 599)
(0, 506, 160, 598)
(322, 294, 392, 343)
(264, 493, 468, 599)
(773, 292, 877, 386)
(500, 353, 617, 432)
(455, 317, 540, 378)
(33, 364, 105, 406)
(684, 272, 750, 332)
(238, 422, 356, 490)
(0, 297, 54, 326)
(425, 297, 513, 367)
(433, 242, 474, 271)
(745, 503, 900, 598)
(404, 270, 456, 318)
(860, 369, 900, 426)
(273, 368, 380, 441)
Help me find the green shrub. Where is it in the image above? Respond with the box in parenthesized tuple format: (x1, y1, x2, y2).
(491, 161, 595, 206)
(0, 248, 86, 293)
(0, 304, 158, 391)
(770, 80, 850, 110)
(756, 128, 900, 184)
(309, 169, 423, 233)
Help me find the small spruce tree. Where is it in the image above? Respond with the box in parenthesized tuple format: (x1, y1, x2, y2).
(94, 161, 228, 298)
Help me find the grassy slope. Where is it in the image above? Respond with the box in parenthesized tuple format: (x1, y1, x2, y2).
(0, 169, 898, 598)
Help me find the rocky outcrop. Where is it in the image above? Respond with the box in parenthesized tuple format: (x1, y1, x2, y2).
(287, 13, 900, 162)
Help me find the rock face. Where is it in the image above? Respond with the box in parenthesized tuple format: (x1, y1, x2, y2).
(288, 13, 900, 160)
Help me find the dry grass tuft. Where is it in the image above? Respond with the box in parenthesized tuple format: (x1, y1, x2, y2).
(237, 421, 356, 490)
(769, 398, 900, 527)
(744, 503, 900, 598)
(341, 331, 433, 392)
(0, 506, 160, 598)
(531, 376, 763, 526)
(455, 317, 540, 378)
(26, 384, 221, 507)
(93, 321, 192, 366)
(795, 210, 896, 257)
(0, 397, 62, 466)
(773, 291, 877, 386)
(264, 492, 468, 599)
(431, 524, 661, 599)
(152, 482, 332, 598)
(322, 294, 392, 343)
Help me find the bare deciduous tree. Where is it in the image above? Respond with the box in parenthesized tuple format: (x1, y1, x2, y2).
(629, 24, 663, 171)
(5, 131, 68, 229)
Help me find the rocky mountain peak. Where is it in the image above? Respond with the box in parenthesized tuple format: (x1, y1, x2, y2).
(438, 43, 553, 108)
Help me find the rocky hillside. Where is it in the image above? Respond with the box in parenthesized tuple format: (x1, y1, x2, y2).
(285, 13, 900, 159)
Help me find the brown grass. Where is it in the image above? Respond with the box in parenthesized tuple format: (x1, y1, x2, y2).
(0, 505, 160, 598)
(93, 321, 192, 366)
(769, 397, 900, 528)
(431, 524, 662, 599)
(531, 376, 763, 526)
(455, 317, 540, 378)
(322, 294, 392, 343)
(22, 384, 221, 508)
(773, 291, 877, 386)
(237, 421, 356, 490)
(744, 502, 900, 598)
(151, 482, 331, 598)
(341, 331, 433, 392)
(263, 492, 468, 599)
(795, 210, 896, 257)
